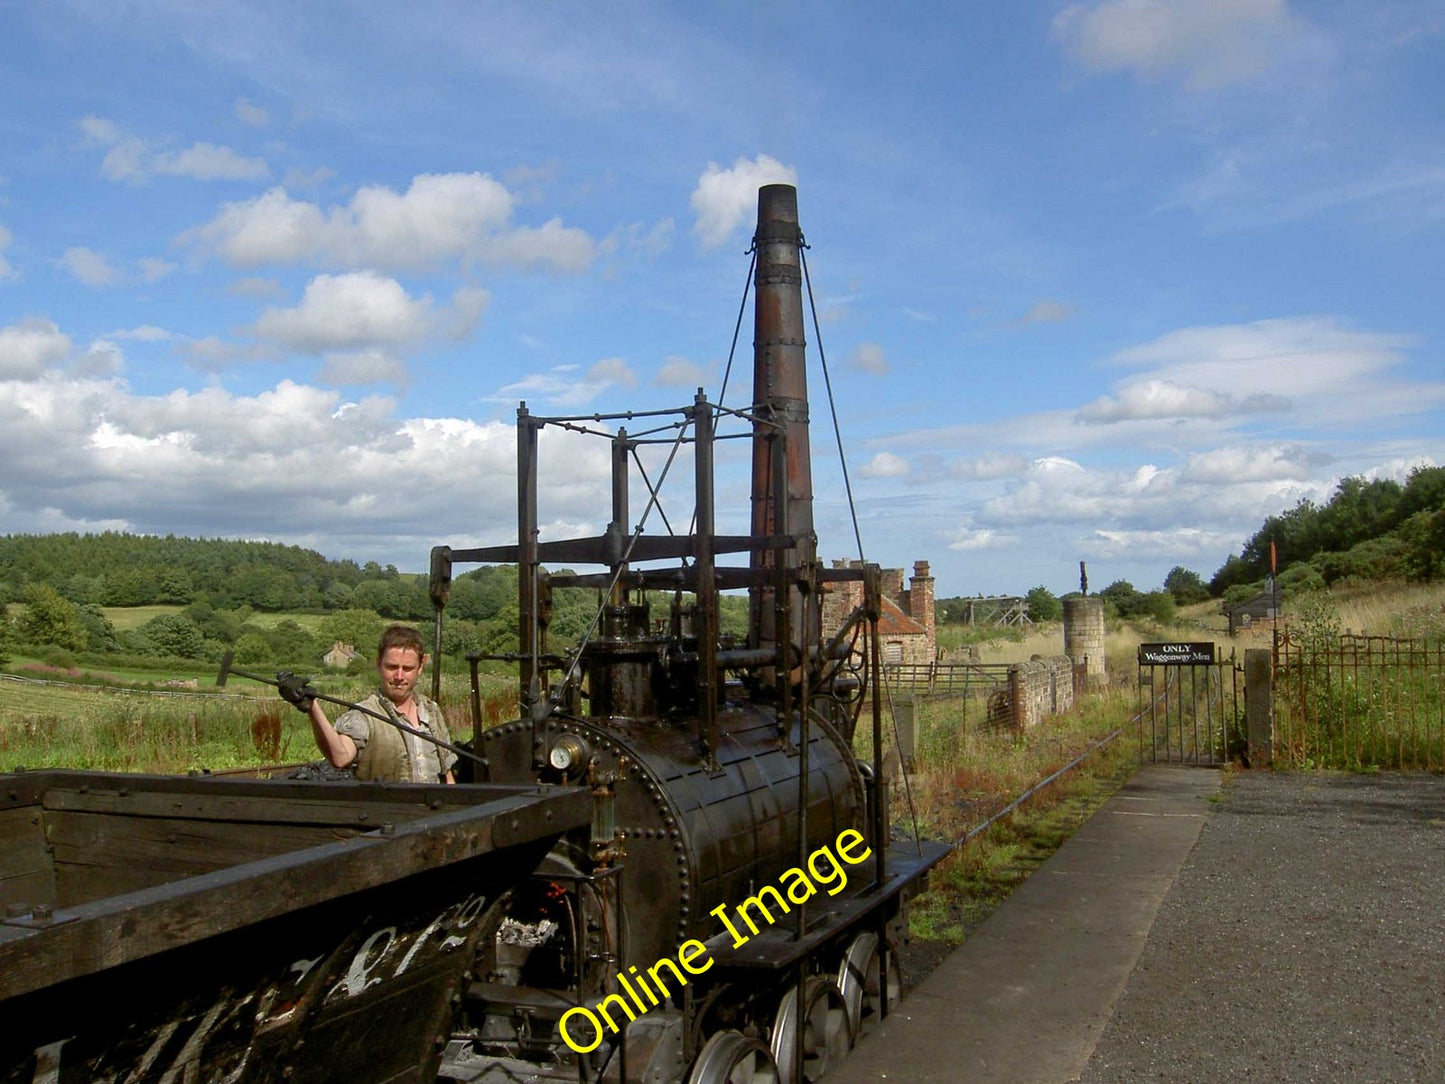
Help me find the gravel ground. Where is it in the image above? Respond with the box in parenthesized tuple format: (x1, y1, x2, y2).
(1080, 771, 1445, 1083)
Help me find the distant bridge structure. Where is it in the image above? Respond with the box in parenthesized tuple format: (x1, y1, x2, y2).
(958, 596, 1032, 628)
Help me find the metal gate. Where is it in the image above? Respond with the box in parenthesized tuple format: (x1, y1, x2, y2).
(1136, 643, 1242, 765)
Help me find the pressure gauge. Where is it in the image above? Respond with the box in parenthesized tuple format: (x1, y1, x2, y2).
(548, 734, 590, 776)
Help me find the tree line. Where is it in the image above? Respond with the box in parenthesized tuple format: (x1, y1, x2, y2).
(0, 533, 590, 672)
(1209, 465, 1445, 600)
(0, 532, 753, 674)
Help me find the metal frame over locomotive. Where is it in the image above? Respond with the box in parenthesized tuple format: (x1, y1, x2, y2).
(427, 185, 950, 1084)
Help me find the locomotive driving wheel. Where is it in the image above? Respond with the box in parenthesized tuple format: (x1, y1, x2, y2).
(686, 1029, 780, 1084)
(835, 931, 900, 1040)
(768, 977, 852, 1084)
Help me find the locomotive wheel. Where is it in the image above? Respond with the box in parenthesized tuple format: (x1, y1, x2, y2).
(768, 977, 852, 1084)
(686, 1030, 780, 1084)
(835, 932, 900, 1039)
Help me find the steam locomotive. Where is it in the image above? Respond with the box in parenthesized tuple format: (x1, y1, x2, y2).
(425, 184, 949, 1083)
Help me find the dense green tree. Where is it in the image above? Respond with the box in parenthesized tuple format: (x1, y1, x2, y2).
(1317, 476, 1403, 553)
(17, 584, 89, 652)
(1097, 580, 1141, 617)
(264, 620, 321, 667)
(77, 604, 120, 653)
(232, 631, 273, 665)
(1025, 585, 1062, 623)
(1399, 509, 1445, 581)
(1277, 562, 1326, 596)
(318, 609, 388, 653)
(1142, 591, 1177, 625)
(1163, 566, 1210, 605)
(351, 579, 410, 618)
(1398, 465, 1445, 519)
(1209, 554, 1254, 596)
(182, 602, 243, 644)
(139, 613, 208, 659)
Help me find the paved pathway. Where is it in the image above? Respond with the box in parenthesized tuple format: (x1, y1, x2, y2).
(831, 767, 1445, 1083)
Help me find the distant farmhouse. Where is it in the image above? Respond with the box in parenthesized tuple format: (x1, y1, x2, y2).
(821, 559, 937, 666)
(323, 641, 362, 669)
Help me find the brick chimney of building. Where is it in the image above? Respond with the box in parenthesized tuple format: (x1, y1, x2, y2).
(881, 567, 905, 607)
(910, 560, 936, 656)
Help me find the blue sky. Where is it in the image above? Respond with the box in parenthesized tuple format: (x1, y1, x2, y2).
(1, 1, 1442, 598)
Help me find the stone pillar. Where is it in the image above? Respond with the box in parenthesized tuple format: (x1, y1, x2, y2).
(1063, 596, 1107, 688)
(909, 560, 936, 657)
(1244, 648, 1273, 768)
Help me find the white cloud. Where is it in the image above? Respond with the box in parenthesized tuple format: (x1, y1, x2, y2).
(0, 318, 72, 379)
(71, 339, 124, 378)
(1076, 378, 1289, 423)
(185, 173, 596, 273)
(0, 354, 612, 557)
(1082, 526, 1241, 557)
(691, 155, 798, 249)
(1085, 317, 1433, 429)
(58, 247, 121, 287)
(655, 355, 712, 388)
(1052, 0, 1311, 89)
(235, 98, 270, 127)
(948, 526, 1015, 552)
(250, 272, 485, 354)
(849, 342, 889, 375)
(1180, 443, 1321, 484)
(490, 364, 626, 409)
(79, 116, 268, 184)
(154, 142, 269, 182)
(860, 452, 910, 479)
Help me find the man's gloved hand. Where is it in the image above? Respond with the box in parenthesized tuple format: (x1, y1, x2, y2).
(276, 671, 317, 713)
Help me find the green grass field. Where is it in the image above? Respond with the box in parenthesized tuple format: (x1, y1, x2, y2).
(101, 604, 186, 630)
(100, 605, 332, 634)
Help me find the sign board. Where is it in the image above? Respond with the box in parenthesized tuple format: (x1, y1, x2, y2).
(1138, 642, 1215, 666)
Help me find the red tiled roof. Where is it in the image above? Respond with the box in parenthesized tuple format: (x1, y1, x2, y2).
(877, 597, 927, 637)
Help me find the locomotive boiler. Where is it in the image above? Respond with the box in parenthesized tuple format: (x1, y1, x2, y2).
(427, 185, 949, 1083)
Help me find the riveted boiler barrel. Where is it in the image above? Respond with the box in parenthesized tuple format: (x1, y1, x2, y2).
(480, 708, 863, 970)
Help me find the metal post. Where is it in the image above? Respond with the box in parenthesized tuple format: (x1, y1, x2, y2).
(692, 393, 720, 769)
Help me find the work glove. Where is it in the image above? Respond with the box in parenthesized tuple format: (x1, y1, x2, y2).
(276, 672, 317, 713)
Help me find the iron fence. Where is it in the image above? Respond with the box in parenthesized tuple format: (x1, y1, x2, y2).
(1135, 654, 1241, 766)
(1274, 631, 1445, 770)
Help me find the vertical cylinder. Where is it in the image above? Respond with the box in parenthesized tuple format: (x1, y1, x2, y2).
(749, 184, 813, 652)
(1063, 596, 1107, 688)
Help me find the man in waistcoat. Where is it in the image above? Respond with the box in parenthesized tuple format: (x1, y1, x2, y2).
(288, 624, 457, 784)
